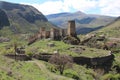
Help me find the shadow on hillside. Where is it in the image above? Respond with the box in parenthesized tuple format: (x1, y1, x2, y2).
(0, 9, 10, 29)
(76, 26, 104, 34)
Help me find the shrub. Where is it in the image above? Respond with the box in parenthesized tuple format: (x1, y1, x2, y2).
(49, 53, 73, 75)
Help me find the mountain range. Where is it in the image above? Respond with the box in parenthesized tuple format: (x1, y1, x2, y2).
(0, 1, 119, 37)
(0, 1, 55, 36)
(46, 11, 116, 34)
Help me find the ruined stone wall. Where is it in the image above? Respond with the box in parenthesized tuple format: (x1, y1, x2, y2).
(60, 29, 67, 37)
(50, 28, 61, 40)
(73, 54, 114, 68)
(44, 31, 50, 38)
(28, 34, 38, 45)
(5, 54, 31, 61)
(28, 20, 78, 45)
(33, 53, 52, 61)
(32, 53, 114, 69)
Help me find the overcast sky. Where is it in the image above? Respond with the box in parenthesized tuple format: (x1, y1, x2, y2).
(1, 0, 120, 16)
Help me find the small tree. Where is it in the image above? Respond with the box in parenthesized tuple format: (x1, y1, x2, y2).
(49, 53, 73, 75)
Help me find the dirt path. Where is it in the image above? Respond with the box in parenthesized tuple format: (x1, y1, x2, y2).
(29, 59, 74, 80)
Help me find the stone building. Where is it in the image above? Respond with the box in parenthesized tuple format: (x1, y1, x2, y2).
(67, 20, 76, 37)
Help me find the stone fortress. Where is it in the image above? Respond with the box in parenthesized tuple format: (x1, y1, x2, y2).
(7, 20, 115, 70)
(28, 20, 79, 45)
(37, 20, 77, 39)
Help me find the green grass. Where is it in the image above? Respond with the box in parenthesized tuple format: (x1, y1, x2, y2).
(44, 61, 96, 80)
(0, 55, 72, 80)
(0, 69, 14, 80)
(0, 56, 46, 80)
(26, 39, 79, 56)
(63, 64, 94, 80)
(0, 38, 119, 80)
(0, 42, 9, 47)
(26, 39, 109, 57)
(113, 53, 120, 67)
(0, 26, 14, 37)
(77, 46, 109, 58)
(101, 73, 120, 80)
(93, 18, 120, 38)
(0, 41, 72, 80)
(0, 38, 109, 57)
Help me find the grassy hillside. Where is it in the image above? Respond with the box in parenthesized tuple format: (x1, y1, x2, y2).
(0, 39, 120, 80)
(0, 1, 120, 80)
(26, 39, 109, 57)
(0, 41, 73, 80)
(0, 55, 73, 80)
(93, 17, 120, 38)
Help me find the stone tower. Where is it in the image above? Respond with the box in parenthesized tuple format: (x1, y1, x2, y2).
(67, 20, 76, 36)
